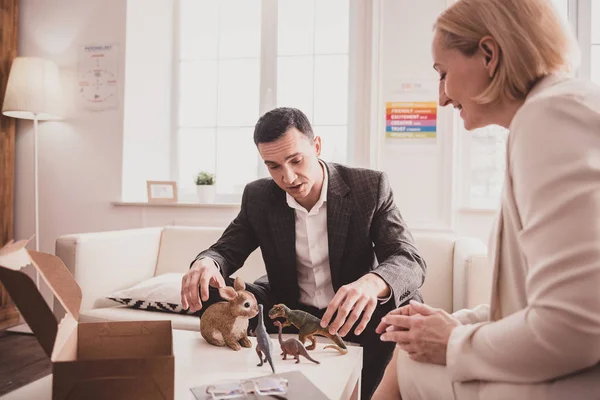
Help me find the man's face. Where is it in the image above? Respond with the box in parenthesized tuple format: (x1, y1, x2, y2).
(258, 128, 322, 202)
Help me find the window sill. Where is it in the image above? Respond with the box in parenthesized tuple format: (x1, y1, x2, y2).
(112, 201, 241, 208)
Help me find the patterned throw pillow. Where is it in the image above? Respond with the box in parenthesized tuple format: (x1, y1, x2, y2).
(107, 273, 200, 316)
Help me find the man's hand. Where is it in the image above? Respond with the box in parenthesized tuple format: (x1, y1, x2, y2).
(379, 300, 461, 365)
(181, 258, 226, 313)
(320, 273, 389, 337)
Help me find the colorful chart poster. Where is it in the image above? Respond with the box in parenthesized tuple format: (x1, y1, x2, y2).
(385, 101, 437, 139)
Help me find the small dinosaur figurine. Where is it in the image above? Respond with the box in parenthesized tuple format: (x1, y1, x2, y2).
(268, 304, 348, 355)
(273, 321, 320, 364)
(254, 304, 275, 373)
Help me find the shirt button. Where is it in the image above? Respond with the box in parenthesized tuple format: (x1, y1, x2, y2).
(315, 267, 320, 273)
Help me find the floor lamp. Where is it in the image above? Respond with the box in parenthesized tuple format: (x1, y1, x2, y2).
(1, 57, 63, 333)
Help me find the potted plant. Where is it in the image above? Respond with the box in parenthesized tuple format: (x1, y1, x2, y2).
(195, 171, 216, 203)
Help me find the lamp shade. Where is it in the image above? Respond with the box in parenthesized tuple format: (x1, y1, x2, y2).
(1, 57, 63, 121)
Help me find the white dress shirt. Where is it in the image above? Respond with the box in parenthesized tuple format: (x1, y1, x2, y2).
(286, 161, 335, 309)
(202, 161, 392, 308)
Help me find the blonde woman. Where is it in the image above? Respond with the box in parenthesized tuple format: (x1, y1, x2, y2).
(372, 0, 600, 399)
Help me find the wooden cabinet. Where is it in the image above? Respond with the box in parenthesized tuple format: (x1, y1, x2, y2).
(0, 0, 19, 331)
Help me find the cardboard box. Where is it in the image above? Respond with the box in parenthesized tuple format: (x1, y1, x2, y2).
(0, 239, 174, 400)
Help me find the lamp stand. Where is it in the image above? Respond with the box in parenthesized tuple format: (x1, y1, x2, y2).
(34, 114, 40, 254)
(6, 115, 40, 335)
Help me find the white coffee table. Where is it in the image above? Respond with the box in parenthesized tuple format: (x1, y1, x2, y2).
(1, 329, 363, 400)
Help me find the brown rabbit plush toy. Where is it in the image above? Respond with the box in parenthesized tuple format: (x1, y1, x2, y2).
(199, 277, 259, 351)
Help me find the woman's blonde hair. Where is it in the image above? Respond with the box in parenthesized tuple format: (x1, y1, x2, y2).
(434, 0, 580, 104)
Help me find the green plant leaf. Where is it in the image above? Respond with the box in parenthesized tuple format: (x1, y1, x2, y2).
(195, 171, 215, 185)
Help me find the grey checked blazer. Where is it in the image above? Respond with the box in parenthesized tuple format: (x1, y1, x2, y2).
(194, 162, 426, 309)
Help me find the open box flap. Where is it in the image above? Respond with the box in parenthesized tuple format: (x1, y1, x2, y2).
(29, 250, 82, 321)
(0, 241, 82, 321)
(0, 239, 33, 268)
(0, 240, 58, 358)
(0, 241, 83, 358)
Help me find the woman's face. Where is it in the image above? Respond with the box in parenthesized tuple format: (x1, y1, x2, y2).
(431, 30, 495, 130)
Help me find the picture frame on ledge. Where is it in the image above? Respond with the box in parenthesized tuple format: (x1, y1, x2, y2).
(146, 181, 178, 204)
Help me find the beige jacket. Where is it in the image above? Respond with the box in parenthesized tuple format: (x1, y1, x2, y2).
(448, 75, 600, 399)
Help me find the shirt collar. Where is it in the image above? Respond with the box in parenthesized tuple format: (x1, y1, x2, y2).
(286, 160, 328, 214)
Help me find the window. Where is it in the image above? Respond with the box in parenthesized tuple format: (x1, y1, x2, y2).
(553, 0, 569, 18)
(276, 1, 350, 165)
(592, 1, 600, 85)
(458, 125, 508, 209)
(458, 0, 596, 210)
(175, 0, 353, 201)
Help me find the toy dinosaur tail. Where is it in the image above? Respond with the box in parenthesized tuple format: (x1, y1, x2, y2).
(301, 348, 321, 364)
(267, 354, 276, 373)
(324, 334, 348, 355)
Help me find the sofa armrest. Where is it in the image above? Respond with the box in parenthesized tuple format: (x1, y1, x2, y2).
(452, 237, 487, 312)
(55, 227, 163, 311)
(465, 254, 493, 309)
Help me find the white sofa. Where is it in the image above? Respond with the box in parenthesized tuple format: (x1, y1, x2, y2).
(55, 226, 492, 331)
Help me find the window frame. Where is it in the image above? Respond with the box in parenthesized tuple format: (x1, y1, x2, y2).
(170, 0, 371, 202)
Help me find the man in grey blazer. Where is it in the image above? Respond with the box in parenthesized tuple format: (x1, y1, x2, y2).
(181, 107, 426, 399)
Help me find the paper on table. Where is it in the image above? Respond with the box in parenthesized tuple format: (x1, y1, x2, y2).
(190, 370, 330, 400)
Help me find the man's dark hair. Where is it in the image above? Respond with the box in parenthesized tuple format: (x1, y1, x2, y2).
(253, 107, 314, 145)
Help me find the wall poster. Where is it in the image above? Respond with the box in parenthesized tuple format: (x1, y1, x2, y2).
(385, 80, 438, 139)
(78, 44, 119, 111)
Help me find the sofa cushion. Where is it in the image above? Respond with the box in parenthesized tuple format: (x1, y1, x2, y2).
(155, 226, 266, 282)
(107, 273, 198, 316)
(155, 227, 224, 275)
(413, 233, 455, 311)
(55, 227, 163, 311)
(80, 306, 200, 331)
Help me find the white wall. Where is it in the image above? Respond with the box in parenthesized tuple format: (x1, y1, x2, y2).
(374, 0, 456, 233)
(15, 0, 240, 258)
(373, 0, 496, 243)
(16, 0, 135, 254)
(13, 0, 496, 263)
(457, 210, 496, 246)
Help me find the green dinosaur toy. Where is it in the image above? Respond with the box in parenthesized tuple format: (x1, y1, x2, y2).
(268, 303, 348, 355)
